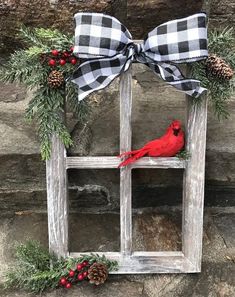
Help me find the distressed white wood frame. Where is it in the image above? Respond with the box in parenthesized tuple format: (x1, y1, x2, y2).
(46, 48, 208, 273)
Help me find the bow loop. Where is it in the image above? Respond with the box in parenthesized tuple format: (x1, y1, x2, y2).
(74, 12, 132, 59)
(143, 13, 208, 63)
(72, 12, 208, 101)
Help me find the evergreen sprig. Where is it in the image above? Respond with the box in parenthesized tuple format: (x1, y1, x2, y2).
(67, 253, 119, 273)
(192, 27, 235, 120)
(4, 240, 118, 293)
(176, 150, 191, 160)
(0, 26, 88, 160)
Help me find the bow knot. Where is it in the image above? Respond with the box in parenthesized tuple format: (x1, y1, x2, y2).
(132, 43, 143, 56)
(72, 12, 208, 101)
(124, 43, 144, 61)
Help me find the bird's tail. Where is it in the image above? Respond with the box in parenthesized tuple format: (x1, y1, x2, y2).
(118, 149, 148, 168)
(118, 149, 142, 158)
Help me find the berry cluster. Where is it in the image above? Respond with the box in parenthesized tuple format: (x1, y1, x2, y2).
(59, 260, 89, 289)
(47, 47, 78, 67)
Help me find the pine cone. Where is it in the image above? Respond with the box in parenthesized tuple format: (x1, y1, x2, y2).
(48, 70, 64, 88)
(88, 262, 108, 285)
(206, 54, 234, 80)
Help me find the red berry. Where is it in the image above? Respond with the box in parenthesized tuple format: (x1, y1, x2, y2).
(63, 52, 70, 58)
(70, 58, 77, 65)
(83, 271, 88, 278)
(70, 46, 74, 52)
(78, 274, 84, 281)
(60, 277, 67, 285)
(82, 261, 88, 267)
(69, 270, 75, 277)
(48, 59, 56, 66)
(77, 264, 83, 271)
(59, 59, 66, 66)
(65, 282, 72, 289)
(51, 49, 59, 56)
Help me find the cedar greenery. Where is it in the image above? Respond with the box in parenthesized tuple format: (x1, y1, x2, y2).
(4, 240, 118, 293)
(192, 27, 235, 120)
(0, 26, 88, 160)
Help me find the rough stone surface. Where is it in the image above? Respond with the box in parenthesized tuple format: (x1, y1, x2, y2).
(1, 1, 235, 209)
(1, 63, 235, 210)
(126, 1, 204, 38)
(209, 0, 235, 29)
(0, 2, 235, 296)
(0, 82, 39, 155)
(2, 0, 235, 53)
(0, 208, 234, 296)
(0, 0, 206, 53)
(0, 0, 125, 53)
(67, 64, 235, 208)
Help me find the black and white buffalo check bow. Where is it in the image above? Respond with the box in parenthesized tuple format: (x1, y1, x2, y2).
(71, 12, 208, 101)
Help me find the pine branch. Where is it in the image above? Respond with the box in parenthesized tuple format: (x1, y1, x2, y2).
(66, 81, 90, 122)
(0, 50, 48, 90)
(5, 240, 118, 293)
(19, 26, 44, 47)
(208, 27, 235, 55)
(176, 150, 191, 160)
(19, 26, 73, 52)
(35, 28, 73, 50)
(192, 27, 235, 120)
(66, 253, 118, 272)
(0, 26, 85, 160)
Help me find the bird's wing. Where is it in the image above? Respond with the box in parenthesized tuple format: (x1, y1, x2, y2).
(148, 139, 171, 155)
(143, 134, 169, 150)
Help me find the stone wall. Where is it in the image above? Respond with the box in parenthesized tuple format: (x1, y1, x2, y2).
(1, 64, 235, 211)
(1, 0, 235, 53)
(0, 0, 205, 52)
(0, 0, 235, 211)
(209, 0, 235, 28)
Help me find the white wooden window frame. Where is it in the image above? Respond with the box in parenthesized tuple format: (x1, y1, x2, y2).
(46, 62, 207, 274)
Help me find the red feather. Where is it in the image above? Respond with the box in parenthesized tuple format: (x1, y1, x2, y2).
(118, 120, 184, 167)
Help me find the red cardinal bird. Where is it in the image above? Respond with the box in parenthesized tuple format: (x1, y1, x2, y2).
(118, 120, 184, 167)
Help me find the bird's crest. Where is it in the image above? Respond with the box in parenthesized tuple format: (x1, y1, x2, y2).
(170, 120, 182, 130)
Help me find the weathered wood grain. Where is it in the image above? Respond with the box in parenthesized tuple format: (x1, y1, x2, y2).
(120, 68, 132, 255)
(70, 251, 183, 259)
(46, 50, 207, 274)
(182, 93, 208, 272)
(66, 156, 186, 169)
(69, 251, 197, 273)
(46, 135, 68, 258)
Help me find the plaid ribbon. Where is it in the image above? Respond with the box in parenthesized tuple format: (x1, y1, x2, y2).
(72, 12, 208, 101)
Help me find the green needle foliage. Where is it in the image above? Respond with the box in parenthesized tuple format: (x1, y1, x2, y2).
(5, 240, 118, 293)
(0, 27, 88, 160)
(192, 27, 235, 120)
(176, 150, 191, 160)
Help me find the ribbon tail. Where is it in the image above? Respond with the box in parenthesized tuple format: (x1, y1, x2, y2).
(71, 54, 129, 101)
(146, 60, 206, 98)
